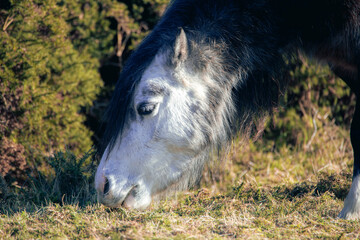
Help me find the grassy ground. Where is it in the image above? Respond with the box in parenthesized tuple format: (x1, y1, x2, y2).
(1, 119, 360, 239)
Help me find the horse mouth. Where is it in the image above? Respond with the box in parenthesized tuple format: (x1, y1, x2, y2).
(121, 185, 138, 208)
(99, 184, 139, 209)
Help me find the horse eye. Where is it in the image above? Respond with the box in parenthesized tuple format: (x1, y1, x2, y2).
(137, 103, 156, 116)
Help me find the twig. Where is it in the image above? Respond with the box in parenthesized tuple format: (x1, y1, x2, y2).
(305, 109, 319, 151)
(3, 15, 14, 32)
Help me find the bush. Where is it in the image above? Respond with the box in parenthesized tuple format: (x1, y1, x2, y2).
(0, 149, 96, 211)
(263, 57, 355, 150)
(0, 0, 120, 180)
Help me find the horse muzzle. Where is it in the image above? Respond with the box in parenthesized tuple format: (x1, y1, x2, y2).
(95, 174, 151, 210)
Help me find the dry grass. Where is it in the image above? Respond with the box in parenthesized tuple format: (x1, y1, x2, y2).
(1, 117, 360, 239)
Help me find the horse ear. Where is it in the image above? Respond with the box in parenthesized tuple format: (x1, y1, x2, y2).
(173, 28, 188, 64)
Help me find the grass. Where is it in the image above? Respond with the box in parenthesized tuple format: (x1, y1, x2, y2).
(1, 117, 360, 239)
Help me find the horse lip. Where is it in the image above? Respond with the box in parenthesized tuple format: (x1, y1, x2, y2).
(98, 184, 138, 208)
(121, 185, 138, 207)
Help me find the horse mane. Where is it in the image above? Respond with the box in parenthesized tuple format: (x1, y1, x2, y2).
(101, 0, 356, 155)
(100, 25, 178, 155)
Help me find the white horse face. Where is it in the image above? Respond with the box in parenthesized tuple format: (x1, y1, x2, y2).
(95, 30, 211, 209)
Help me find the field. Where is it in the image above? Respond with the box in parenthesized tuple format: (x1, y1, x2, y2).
(1, 117, 360, 239)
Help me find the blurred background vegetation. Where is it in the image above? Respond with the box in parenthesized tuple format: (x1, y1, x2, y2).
(0, 0, 356, 208)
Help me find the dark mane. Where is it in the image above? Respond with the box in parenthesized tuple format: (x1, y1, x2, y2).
(101, 0, 357, 155)
(100, 4, 183, 154)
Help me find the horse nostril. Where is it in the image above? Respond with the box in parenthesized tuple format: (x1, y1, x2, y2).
(104, 177, 110, 195)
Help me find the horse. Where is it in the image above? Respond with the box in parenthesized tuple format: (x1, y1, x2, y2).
(95, 0, 360, 219)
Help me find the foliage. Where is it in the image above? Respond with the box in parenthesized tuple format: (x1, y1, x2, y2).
(0, 0, 107, 179)
(263, 57, 356, 150)
(0, 149, 96, 211)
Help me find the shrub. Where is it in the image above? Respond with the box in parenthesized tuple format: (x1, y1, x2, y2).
(0, 149, 96, 211)
(0, 0, 109, 179)
(263, 57, 355, 150)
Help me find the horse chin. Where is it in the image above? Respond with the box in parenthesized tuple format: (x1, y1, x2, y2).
(98, 185, 152, 211)
(122, 187, 152, 210)
(122, 192, 151, 210)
